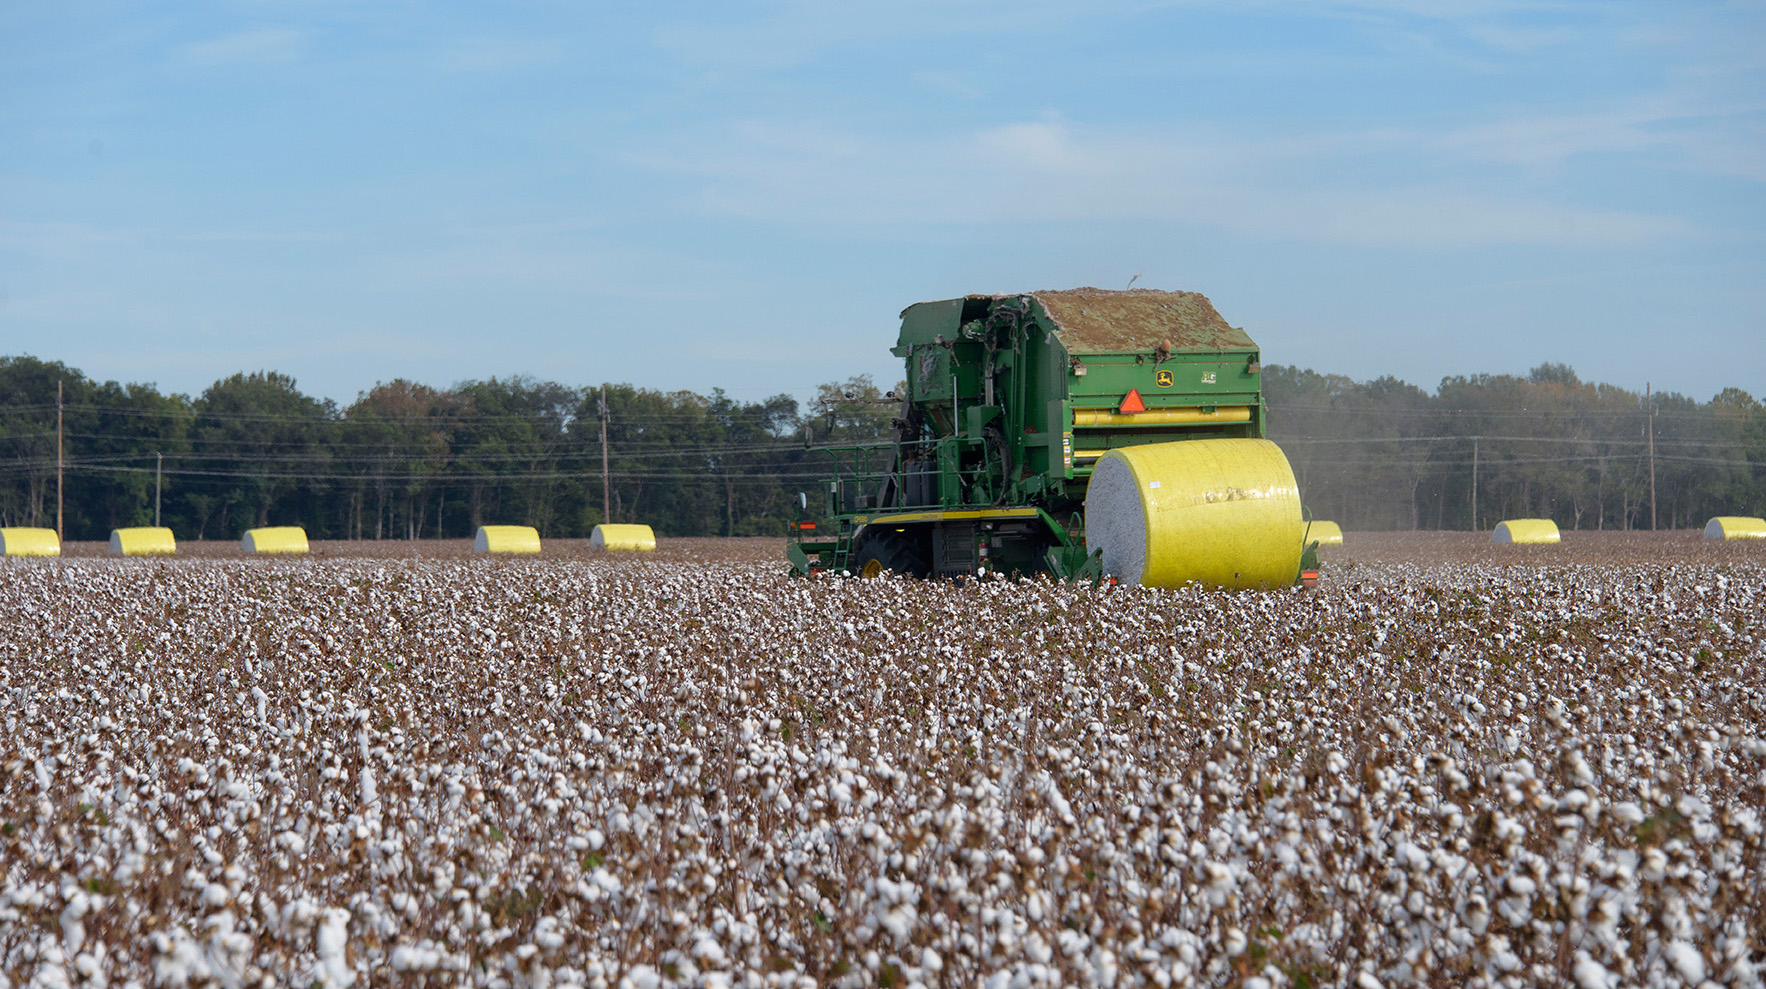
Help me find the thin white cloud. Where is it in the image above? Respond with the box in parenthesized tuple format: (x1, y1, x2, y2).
(912, 70, 985, 100)
(178, 27, 304, 66)
(636, 117, 1697, 248)
(434, 38, 564, 72)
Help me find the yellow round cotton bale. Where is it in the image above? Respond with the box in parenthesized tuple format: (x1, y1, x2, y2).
(475, 525, 542, 554)
(110, 527, 177, 556)
(591, 523, 656, 552)
(0, 527, 61, 557)
(1084, 438, 1304, 589)
(1492, 519, 1560, 544)
(1704, 516, 1766, 540)
(1305, 520, 1344, 547)
(242, 526, 309, 554)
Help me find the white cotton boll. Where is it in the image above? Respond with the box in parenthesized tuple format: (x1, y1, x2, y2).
(1612, 802, 1645, 826)
(1666, 942, 1706, 984)
(691, 932, 727, 967)
(1461, 895, 1491, 936)
(391, 945, 443, 972)
(1642, 847, 1668, 881)
(1356, 973, 1385, 989)
(59, 891, 91, 957)
(152, 927, 213, 987)
(1573, 951, 1617, 989)
(621, 965, 662, 989)
(922, 948, 943, 973)
(1223, 928, 1247, 957)
(316, 908, 354, 987)
(360, 763, 377, 808)
(536, 916, 568, 951)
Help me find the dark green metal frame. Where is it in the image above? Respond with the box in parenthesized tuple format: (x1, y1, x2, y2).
(787, 291, 1295, 583)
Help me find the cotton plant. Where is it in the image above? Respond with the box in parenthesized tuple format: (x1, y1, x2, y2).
(0, 551, 1760, 987)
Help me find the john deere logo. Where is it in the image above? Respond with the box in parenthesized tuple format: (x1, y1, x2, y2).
(1155, 369, 1174, 388)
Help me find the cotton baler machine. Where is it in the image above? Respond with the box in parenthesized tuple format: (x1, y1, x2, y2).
(787, 289, 1320, 588)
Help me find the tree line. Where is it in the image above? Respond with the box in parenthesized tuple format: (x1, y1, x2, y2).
(1264, 363, 1764, 532)
(1, 355, 1760, 540)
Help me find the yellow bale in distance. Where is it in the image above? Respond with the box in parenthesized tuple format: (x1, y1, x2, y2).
(1704, 516, 1766, 540)
(1304, 520, 1344, 547)
(1084, 438, 1304, 589)
(110, 527, 177, 556)
(475, 525, 542, 554)
(591, 523, 656, 552)
(242, 526, 309, 554)
(0, 527, 61, 557)
(1493, 519, 1559, 544)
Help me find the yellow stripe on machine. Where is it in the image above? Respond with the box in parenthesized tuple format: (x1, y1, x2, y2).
(1073, 406, 1251, 427)
(861, 507, 1044, 526)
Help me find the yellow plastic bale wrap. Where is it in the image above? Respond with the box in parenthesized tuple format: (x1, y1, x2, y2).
(1704, 516, 1766, 540)
(242, 526, 309, 554)
(1084, 438, 1303, 589)
(0, 527, 61, 557)
(110, 527, 177, 556)
(475, 525, 542, 554)
(1305, 520, 1344, 548)
(591, 523, 656, 552)
(1492, 519, 1559, 544)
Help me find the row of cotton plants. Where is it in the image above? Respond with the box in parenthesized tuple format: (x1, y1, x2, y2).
(1, 555, 1762, 988)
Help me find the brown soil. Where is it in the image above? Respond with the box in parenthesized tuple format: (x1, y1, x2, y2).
(56, 535, 789, 564)
(56, 529, 1763, 568)
(1325, 529, 1766, 567)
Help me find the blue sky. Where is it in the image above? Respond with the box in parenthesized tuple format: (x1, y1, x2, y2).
(3, 0, 1761, 407)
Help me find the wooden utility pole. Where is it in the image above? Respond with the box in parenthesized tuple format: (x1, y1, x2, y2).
(599, 385, 611, 524)
(1647, 382, 1657, 530)
(56, 380, 64, 540)
(155, 452, 163, 527)
(1471, 435, 1479, 532)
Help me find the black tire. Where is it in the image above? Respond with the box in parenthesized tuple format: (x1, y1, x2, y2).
(851, 528, 931, 579)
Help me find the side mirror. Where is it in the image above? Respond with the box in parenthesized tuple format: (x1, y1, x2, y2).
(797, 491, 809, 511)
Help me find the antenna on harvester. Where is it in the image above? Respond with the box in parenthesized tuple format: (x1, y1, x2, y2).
(1125, 273, 1141, 290)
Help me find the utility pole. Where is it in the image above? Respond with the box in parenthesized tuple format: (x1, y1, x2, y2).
(155, 452, 163, 527)
(1471, 435, 1479, 532)
(599, 385, 611, 524)
(57, 380, 64, 540)
(1646, 382, 1657, 530)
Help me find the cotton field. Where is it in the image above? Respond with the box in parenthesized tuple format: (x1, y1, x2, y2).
(2, 536, 1763, 989)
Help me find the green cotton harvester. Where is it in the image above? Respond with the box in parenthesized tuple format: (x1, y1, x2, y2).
(787, 288, 1321, 588)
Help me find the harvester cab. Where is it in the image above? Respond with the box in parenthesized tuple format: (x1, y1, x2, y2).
(788, 288, 1312, 589)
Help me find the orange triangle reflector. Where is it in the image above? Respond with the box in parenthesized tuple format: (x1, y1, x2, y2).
(1119, 388, 1146, 414)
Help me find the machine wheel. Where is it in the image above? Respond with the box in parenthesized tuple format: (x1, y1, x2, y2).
(851, 528, 930, 579)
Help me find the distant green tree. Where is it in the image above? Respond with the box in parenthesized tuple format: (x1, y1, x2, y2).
(0, 357, 87, 530)
(187, 372, 333, 538)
